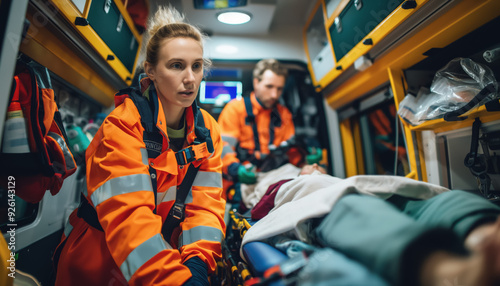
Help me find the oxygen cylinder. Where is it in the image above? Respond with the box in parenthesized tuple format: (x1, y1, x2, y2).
(1, 101, 30, 153)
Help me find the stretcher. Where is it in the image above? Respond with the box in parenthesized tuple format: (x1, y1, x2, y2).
(218, 176, 402, 286)
(216, 209, 291, 286)
(217, 206, 390, 286)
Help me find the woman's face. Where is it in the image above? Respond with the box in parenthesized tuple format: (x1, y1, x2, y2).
(146, 37, 204, 111)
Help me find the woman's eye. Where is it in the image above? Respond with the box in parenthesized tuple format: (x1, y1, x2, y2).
(192, 62, 202, 70)
(170, 62, 182, 69)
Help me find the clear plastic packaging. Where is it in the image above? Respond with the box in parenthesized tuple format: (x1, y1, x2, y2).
(398, 58, 499, 125)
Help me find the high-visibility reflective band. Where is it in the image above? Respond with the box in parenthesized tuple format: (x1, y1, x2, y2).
(222, 135, 237, 147)
(91, 173, 153, 207)
(178, 225, 223, 248)
(193, 171, 222, 189)
(158, 172, 222, 205)
(221, 145, 235, 157)
(158, 185, 176, 204)
(185, 171, 222, 204)
(120, 234, 170, 282)
(48, 132, 76, 171)
(140, 148, 148, 165)
(63, 218, 73, 238)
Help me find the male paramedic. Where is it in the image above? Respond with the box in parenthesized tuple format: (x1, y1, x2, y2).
(218, 59, 299, 196)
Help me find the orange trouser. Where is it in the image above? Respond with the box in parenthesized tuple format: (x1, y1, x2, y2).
(54, 210, 128, 286)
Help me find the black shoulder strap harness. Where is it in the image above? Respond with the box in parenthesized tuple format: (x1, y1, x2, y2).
(241, 96, 282, 166)
(78, 84, 214, 243)
(244, 95, 261, 152)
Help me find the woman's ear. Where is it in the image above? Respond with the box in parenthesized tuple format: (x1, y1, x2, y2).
(144, 62, 155, 81)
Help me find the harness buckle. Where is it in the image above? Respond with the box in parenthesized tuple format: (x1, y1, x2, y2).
(175, 147, 195, 165)
(191, 142, 209, 160)
(175, 142, 210, 165)
(170, 202, 185, 220)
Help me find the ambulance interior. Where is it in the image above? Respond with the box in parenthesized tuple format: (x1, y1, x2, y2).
(1, 0, 500, 285)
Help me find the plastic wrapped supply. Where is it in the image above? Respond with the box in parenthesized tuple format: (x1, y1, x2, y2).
(398, 58, 499, 125)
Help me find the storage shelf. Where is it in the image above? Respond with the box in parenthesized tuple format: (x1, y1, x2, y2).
(325, 0, 500, 109)
(408, 107, 500, 134)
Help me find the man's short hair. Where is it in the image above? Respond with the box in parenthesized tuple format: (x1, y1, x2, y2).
(253, 59, 288, 81)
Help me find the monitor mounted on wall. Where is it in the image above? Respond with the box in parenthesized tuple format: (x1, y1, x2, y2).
(199, 81, 242, 106)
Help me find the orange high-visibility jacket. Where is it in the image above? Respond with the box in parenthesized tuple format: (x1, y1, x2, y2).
(55, 84, 225, 286)
(218, 92, 295, 179)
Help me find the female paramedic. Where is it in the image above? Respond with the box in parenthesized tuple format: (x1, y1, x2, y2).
(54, 6, 225, 286)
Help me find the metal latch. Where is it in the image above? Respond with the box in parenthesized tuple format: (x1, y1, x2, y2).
(104, 0, 112, 14)
(354, 0, 363, 10)
(334, 17, 342, 33)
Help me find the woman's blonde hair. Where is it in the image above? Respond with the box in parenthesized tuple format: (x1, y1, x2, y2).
(144, 6, 211, 71)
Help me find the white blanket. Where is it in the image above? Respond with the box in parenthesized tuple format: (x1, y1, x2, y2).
(241, 173, 448, 250)
(241, 163, 301, 209)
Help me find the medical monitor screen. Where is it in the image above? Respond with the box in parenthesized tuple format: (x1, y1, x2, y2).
(194, 0, 247, 9)
(199, 81, 242, 105)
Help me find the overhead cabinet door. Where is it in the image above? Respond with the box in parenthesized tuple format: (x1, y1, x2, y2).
(329, 0, 404, 62)
(87, 0, 139, 73)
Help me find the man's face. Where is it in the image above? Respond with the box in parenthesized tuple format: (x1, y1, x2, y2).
(253, 69, 286, 109)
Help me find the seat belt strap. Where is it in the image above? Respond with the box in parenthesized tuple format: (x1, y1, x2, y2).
(161, 163, 200, 242)
(244, 96, 261, 152)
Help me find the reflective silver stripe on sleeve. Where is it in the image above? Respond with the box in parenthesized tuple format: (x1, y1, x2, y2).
(140, 148, 148, 165)
(221, 135, 237, 147)
(193, 171, 222, 188)
(178, 226, 224, 248)
(119, 234, 171, 282)
(158, 185, 176, 204)
(48, 132, 76, 171)
(91, 174, 153, 207)
(221, 145, 235, 157)
(185, 171, 222, 204)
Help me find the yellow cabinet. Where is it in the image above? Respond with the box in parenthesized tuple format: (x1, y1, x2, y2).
(49, 0, 142, 85)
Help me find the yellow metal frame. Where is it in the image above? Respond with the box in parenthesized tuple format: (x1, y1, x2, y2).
(340, 118, 358, 177)
(324, 0, 349, 27)
(352, 118, 365, 175)
(21, 6, 116, 106)
(388, 68, 425, 181)
(48, 0, 143, 85)
(326, 0, 500, 109)
(316, 0, 431, 90)
(325, 0, 500, 179)
(303, 0, 327, 87)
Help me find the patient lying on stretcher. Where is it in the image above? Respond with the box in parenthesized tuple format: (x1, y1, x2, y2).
(241, 164, 500, 286)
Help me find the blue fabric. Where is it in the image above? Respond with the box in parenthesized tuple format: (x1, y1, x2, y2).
(183, 256, 209, 286)
(275, 240, 318, 258)
(297, 248, 388, 286)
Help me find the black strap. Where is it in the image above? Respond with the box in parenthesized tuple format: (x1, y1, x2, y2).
(444, 84, 497, 121)
(161, 163, 200, 242)
(244, 96, 260, 152)
(464, 118, 482, 169)
(269, 108, 282, 145)
(77, 193, 103, 231)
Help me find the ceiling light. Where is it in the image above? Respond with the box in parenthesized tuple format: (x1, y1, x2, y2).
(216, 45, 239, 54)
(217, 11, 251, 25)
